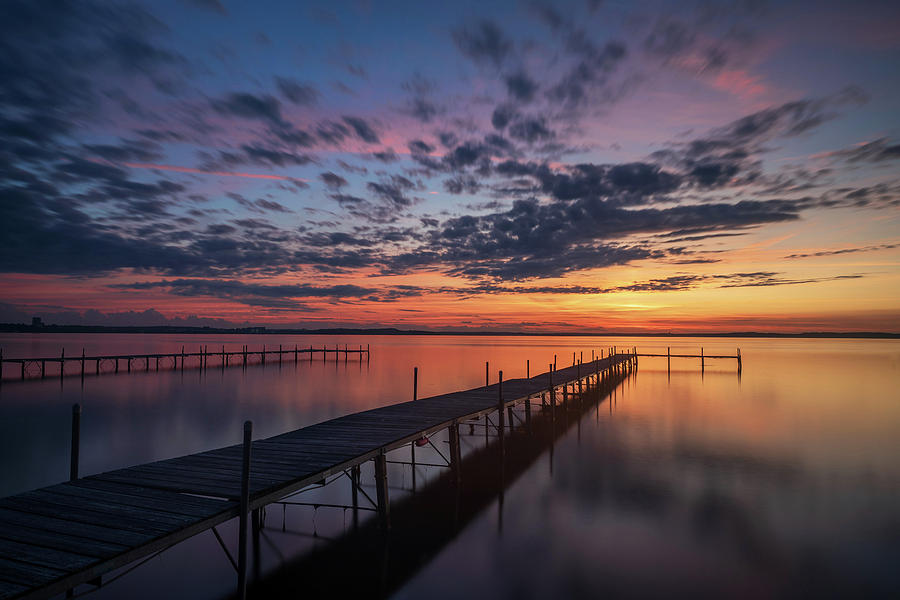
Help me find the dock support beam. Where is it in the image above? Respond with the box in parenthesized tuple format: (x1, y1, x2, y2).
(70, 404, 81, 481)
(449, 422, 461, 485)
(374, 452, 390, 530)
(237, 420, 252, 600)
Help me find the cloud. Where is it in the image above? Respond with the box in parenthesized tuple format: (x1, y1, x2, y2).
(505, 71, 538, 102)
(784, 242, 899, 259)
(320, 172, 348, 189)
(342, 116, 379, 143)
(452, 20, 513, 67)
(817, 138, 900, 164)
(211, 92, 285, 126)
(275, 77, 319, 106)
(366, 175, 419, 209)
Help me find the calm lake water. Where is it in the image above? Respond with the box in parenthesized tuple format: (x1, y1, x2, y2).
(1, 334, 899, 598)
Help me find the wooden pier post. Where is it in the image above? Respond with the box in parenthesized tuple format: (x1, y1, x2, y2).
(127, 357, 131, 373)
(114, 358, 118, 374)
(237, 420, 252, 600)
(374, 452, 390, 530)
(497, 371, 504, 440)
(60, 349, 65, 380)
(485, 361, 489, 386)
(181, 346, 185, 371)
(737, 348, 742, 372)
(449, 422, 461, 485)
(548, 364, 555, 419)
(222, 345, 226, 369)
(701, 347, 705, 372)
(667, 346, 670, 374)
(367, 343, 370, 363)
(279, 344, 282, 363)
(410, 368, 417, 491)
(323, 345, 326, 363)
(351, 464, 360, 529)
(22, 360, 26, 380)
(80, 349, 85, 380)
(526, 359, 530, 379)
(553, 354, 557, 371)
(262, 345, 266, 365)
(40, 359, 45, 379)
(70, 404, 81, 481)
(294, 344, 298, 364)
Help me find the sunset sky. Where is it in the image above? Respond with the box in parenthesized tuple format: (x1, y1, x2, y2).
(1, 0, 898, 332)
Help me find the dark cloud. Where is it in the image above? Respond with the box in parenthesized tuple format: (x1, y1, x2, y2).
(320, 172, 348, 189)
(444, 175, 482, 195)
(784, 243, 899, 259)
(505, 71, 538, 102)
(408, 140, 435, 154)
(508, 116, 553, 143)
(275, 77, 319, 106)
(342, 116, 380, 143)
(211, 92, 285, 126)
(492, 104, 519, 130)
(821, 138, 900, 164)
(452, 20, 512, 67)
(116, 279, 376, 307)
(547, 37, 627, 109)
(371, 149, 399, 163)
(209, 145, 314, 169)
(366, 175, 418, 209)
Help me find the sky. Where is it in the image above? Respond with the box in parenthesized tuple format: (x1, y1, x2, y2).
(1, 0, 899, 333)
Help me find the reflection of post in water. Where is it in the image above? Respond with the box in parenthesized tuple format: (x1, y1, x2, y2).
(248, 362, 633, 599)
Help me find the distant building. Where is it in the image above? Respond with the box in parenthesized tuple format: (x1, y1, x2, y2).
(31, 317, 44, 327)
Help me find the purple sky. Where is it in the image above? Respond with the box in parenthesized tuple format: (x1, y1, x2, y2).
(1, 0, 898, 331)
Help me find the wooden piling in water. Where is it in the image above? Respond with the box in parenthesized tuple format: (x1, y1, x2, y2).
(237, 420, 252, 600)
(374, 452, 389, 530)
(485, 361, 489, 386)
(70, 404, 81, 482)
(413, 367, 418, 402)
(449, 422, 461, 485)
(497, 371, 504, 441)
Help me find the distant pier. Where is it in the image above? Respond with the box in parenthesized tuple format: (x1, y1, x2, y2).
(0, 344, 371, 382)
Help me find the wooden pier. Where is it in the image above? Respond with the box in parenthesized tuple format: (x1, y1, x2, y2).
(0, 344, 371, 382)
(0, 351, 635, 600)
(635, 346, 742, 372)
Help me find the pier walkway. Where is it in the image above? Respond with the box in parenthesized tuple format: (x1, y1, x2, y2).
(0, 352, 634, 599)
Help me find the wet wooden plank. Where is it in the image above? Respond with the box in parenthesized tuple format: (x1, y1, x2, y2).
(0, 538, 96, 572)
(0, 520, 127, 559)
(0, 558, 66, 589)
(0, 580, 29, 600)
(0, 508, 153, 548)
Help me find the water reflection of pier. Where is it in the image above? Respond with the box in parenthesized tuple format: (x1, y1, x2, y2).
(247, 365, 633, 599)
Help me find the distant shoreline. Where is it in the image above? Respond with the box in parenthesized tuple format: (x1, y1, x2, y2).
(1, 324, 897, 339)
